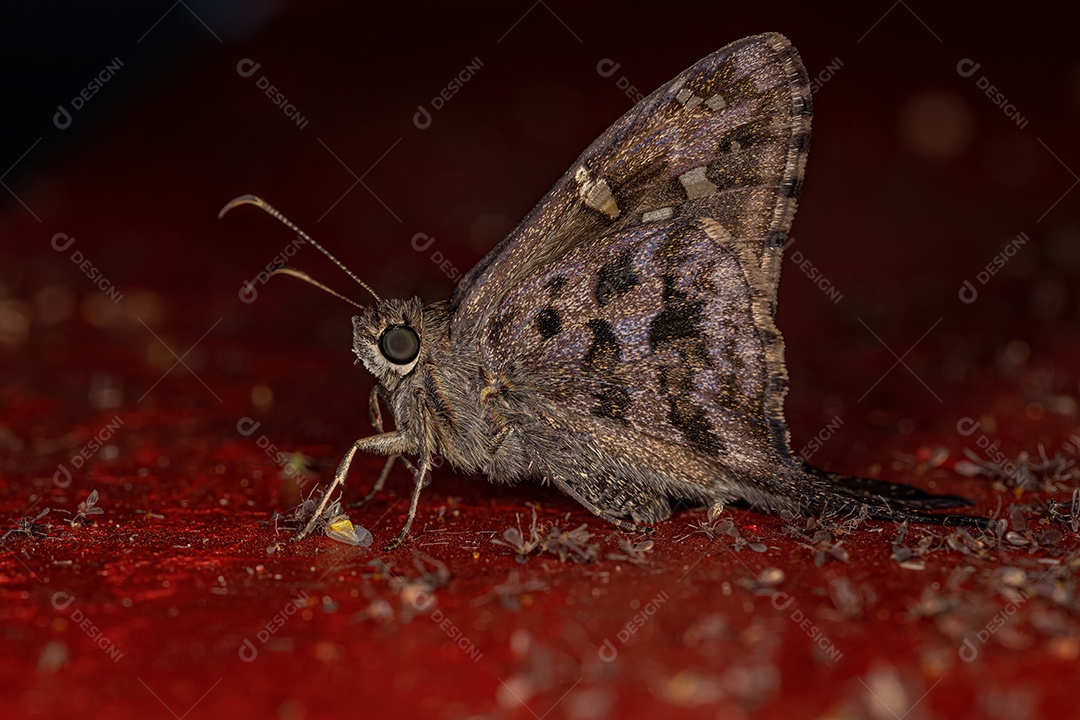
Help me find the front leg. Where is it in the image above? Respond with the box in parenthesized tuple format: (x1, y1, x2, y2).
(350, 387, 418, 510)
(294, 430, 415, 541)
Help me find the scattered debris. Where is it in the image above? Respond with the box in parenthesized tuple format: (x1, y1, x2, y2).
(491, 509, 599, 563)
(955, 444, 1079, 493)
(2, 507, 52, 541)
(687, 513, 768, 552)
(472, 570, 549, 612)
(491, 507, 544, 560)
(781, 507, 863, 566)
(63, 489, 104, 528)
(542, 520, 599, 563)
(827, 576, 864, 619)
(606, 536, 655, 566)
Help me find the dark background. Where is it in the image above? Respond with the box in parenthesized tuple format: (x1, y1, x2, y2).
(1, 2, 1078, 719)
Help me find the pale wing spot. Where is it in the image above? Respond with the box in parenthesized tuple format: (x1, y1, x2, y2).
(576, 168, 620, 220)
(705, 93, 727, 111)
(584, 179, 619, 220)
(701, 218, 734, 243)
(642, 207, 674, 222)
(678, 166, 717, 200)
(676, 88, 703, 111)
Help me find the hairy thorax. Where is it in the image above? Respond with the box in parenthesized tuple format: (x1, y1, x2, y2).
(412, 310, 534, 484)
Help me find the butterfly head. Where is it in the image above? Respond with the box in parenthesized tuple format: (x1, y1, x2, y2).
(352, 297, 425, 382)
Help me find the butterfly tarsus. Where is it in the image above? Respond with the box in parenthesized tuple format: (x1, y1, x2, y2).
(383, 456, 431, 551)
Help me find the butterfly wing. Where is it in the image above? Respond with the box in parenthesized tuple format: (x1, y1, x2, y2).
(454, 32, 809, 459)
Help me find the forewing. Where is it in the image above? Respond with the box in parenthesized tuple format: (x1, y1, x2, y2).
(457, 32, 811, 459)
(452, 32, 811, 330)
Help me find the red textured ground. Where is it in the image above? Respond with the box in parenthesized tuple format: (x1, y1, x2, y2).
(2, 3, 1079, 719)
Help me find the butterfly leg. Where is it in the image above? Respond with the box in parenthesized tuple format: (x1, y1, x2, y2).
(348, 387, 418, 509)
(549, 475, 654, 534)
(293, 430, 414, 542)
(383, 455, 432, 552)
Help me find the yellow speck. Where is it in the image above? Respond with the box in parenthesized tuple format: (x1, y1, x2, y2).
(328, 517, 354, 535)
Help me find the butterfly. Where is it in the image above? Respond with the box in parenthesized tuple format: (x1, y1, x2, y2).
(222, 32, 985, 550)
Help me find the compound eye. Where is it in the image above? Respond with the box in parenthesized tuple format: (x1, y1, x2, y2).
(378, 325, 420, 365)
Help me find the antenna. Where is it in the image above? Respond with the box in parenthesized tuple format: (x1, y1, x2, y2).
(266, 266, 365, 309)
(218, 194, 381, 303)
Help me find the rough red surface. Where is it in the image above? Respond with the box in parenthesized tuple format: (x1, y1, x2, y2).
(2, 3, 1079, 719)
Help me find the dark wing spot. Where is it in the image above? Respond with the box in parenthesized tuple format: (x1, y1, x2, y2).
(545, 276, 567, 298)
(591, 386, 631, 424)
(583, 319, 620, 373)
(793, 93, 813, 117)
(487, 308, 516, 350)
(721, 74, 761, 106)
(717, 120, 775, 154)
(649, 277, 705, 351)
(658, 366, 725, 456)
(605, 156, 668, 207)
(681, 61, 737, 100)
(535, 307, 561, 339)
(596, 250, 639, 306)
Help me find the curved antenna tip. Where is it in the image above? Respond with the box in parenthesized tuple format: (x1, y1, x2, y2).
(217, 193, 382, 303)
(218, 194, 265, 219)
(269, 266, 366, 310)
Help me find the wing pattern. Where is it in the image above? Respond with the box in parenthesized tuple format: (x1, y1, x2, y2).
(456, 32, 811, 463)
